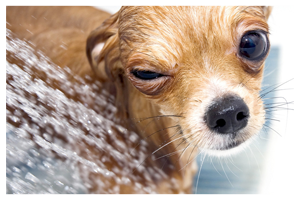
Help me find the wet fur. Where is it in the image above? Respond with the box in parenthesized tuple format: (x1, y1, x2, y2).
(6, 6, 272, 193)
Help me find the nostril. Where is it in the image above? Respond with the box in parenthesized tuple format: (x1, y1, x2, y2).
(215, 119, 226, 128)
(236, 111, 248, 121)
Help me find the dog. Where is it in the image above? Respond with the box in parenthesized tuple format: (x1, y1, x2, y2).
(6, 6, 272, 193)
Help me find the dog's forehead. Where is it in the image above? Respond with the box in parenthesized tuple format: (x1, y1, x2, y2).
(119, 6, 268, 69)
(119, 6, 267, 33)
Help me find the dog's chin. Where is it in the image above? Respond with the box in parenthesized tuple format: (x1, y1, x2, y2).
(205, 144, 244, 158)
(202, 135, 257, 158)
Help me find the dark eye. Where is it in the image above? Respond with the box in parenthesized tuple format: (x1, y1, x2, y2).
(239, 31, 269, 61)
(131, 70, 164, 80)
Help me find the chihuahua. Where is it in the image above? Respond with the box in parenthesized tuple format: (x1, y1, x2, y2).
(7, 6, 272, 193)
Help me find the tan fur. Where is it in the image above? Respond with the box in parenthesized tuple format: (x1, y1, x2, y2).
(7, 6, 272, 193)
(87, 6, 271, 156)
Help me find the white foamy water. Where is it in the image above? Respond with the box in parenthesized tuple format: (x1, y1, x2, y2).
(6, 29, 166, 194)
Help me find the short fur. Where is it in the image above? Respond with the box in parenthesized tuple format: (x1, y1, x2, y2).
(6, 6, 272, 193)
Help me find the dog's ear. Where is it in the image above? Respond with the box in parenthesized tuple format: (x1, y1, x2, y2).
(86, 10, 121, 81)
(261, 6, 272, 20)
(86, 8, 133, 120)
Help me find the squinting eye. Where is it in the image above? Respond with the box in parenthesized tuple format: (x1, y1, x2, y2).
(131, 70, 164, 80)
(239, 31, 269, 61)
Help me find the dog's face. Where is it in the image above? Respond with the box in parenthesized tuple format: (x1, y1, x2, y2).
(87, 6, 271, 156)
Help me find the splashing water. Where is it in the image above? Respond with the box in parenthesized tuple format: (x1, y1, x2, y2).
(6, 29, 174, 194)
(6, 26, 292, 194)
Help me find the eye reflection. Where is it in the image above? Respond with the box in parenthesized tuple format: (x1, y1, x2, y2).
(239, 31, 269, 61)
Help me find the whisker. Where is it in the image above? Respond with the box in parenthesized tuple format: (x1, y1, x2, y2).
(260, 78, 294, 99)
(152, 132, 194, 155)
(264, 101, 294, 108)
(175, 134, 203, 168)
(259, 126, 271, 141)
(228, 155, 242, 172)
(154, 148, 186, 161)
(252, 140, 265, 160)
(210, 157, 224, 176)
(260, 79, 292, 141)
(264, 101, 294, 106)
(265, 108, 293, 112)
(179, 143, 203, 172)
(260, 79, 292, 140)
(141, 117, 161, 134)
(177, 141, 192, 161)
(159, 130, 189, 170)
(146, 125, 180, 139)
(267, 88, 293, 92)
(135, 126, 188, 171)
(260, 78, 292, 93)
(220, 158, 233, 187)
(186, 137, 202, 167)
(264, 98, 292, 113)
(243, 143, 251, 166)
(263, 123, 282, 137)
(247, 144, 261, 175)
(262, 97, 284, 101)
(265, 117, 280, 122)
(266, 94, 291, 137)
(134, 115, 184, 123)
(195, 153, 207, 194)
(184, 97, 202, 103)
(261, 66, 278, 80)
(225, 159, 239, 178)
(159, 135, 195, 169)
(168, 127, 184, 141)
(129, 124, 180, 156)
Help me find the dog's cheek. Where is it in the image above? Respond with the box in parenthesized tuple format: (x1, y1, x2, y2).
(244, 93, 265, 136)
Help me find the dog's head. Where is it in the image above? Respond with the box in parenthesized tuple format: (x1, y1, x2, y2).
(87, 6, 272, 156)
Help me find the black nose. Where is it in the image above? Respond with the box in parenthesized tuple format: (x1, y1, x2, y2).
(205, 95, 249, 134)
